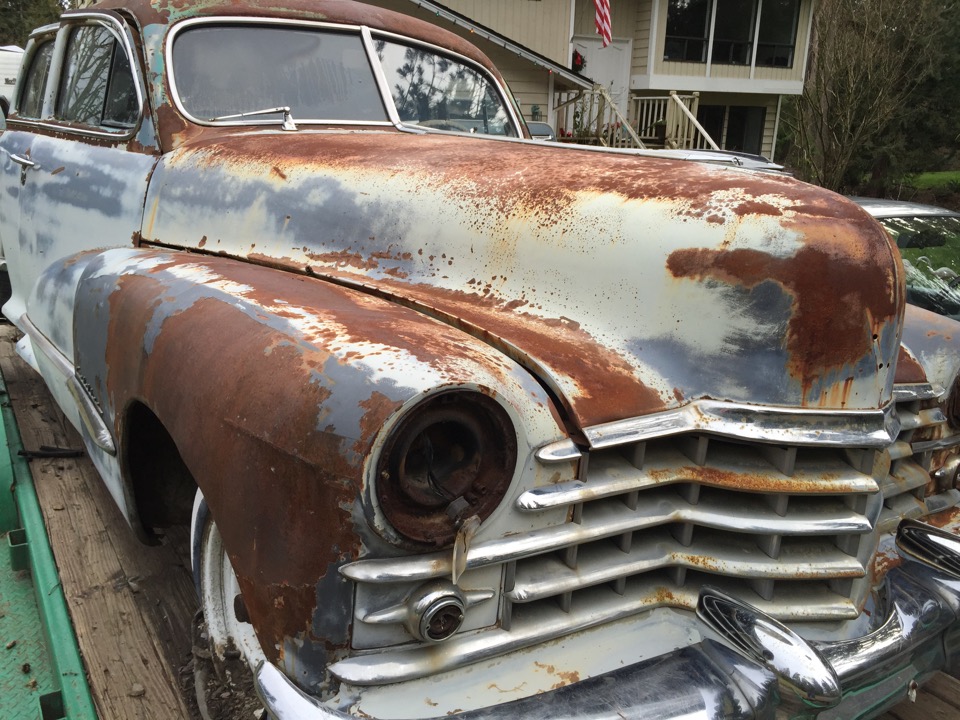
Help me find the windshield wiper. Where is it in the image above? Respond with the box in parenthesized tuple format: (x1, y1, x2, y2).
(208, 106, 297, 131)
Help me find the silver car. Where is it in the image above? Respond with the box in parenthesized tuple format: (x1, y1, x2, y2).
(853, 197, 960, 320)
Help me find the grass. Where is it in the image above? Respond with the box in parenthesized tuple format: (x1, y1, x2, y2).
(909, 170, 960, 190)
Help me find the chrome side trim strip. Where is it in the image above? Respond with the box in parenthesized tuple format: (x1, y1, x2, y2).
(21, 315, 116, 455)
(536, 400, 900, 462)
(67, 376, 116, 455)
(19, 314, 73, 379)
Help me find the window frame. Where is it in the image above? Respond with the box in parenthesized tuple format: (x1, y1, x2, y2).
(663, 0, 801, 70)
(15, 35, 57, 120)
(10, 12, 145, 140)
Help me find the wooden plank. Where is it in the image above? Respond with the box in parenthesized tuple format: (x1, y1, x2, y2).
(884, 686, 960, 720)
(0, 325, 198, 720)
(921, 672, 960, 708)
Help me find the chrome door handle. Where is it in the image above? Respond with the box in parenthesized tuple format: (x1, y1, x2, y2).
(10, 153, 36, 168)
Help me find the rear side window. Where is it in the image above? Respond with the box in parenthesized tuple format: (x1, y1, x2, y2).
(18, 40, 55, 119)
(56, 25, 139, 130)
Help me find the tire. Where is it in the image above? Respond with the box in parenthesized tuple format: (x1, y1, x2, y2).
(191, 490, 266, 686)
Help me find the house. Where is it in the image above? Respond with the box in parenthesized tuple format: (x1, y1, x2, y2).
(371, 0, 816, 161)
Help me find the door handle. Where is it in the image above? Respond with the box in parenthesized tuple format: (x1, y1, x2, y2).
(9, 153, 39, 185)
(10, 153, 36, 169)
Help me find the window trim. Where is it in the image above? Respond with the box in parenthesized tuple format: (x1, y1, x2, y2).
(663, 0, 801, 70)
(10, 12, 145, 140)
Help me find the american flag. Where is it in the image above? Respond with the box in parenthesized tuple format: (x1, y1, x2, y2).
(594, 0, 612, 47)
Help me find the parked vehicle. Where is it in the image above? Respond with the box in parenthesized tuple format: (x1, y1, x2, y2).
(0, 46, 23, 117)
(853, 197, 960, 320)
(525, 120, 556, 141)
(3, 2, 960, 719)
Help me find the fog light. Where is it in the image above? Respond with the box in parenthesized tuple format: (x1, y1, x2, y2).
(406, 582, 465, 642)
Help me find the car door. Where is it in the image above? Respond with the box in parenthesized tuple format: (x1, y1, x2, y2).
(1, 13, 158, 389)
(0, 13, 158, 436)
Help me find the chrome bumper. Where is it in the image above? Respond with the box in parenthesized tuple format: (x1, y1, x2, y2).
(256, 520, 960, 720)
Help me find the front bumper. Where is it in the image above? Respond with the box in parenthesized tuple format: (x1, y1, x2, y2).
(255, 520, 960, 720)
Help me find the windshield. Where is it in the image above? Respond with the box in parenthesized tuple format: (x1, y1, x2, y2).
(879, 215, 960, 320)
(171, 25, 387, 122)
(170, 23, 517, 136)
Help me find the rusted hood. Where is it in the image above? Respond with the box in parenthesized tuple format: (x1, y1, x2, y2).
(141, 130, 904, 429)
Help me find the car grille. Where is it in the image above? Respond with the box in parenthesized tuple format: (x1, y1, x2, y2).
(334, 386, 958, 686)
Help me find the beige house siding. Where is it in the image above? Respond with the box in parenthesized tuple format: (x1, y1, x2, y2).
(632, 2, 653, 75)
(442, 0, 571, 65)
(481, 45, 553, 122)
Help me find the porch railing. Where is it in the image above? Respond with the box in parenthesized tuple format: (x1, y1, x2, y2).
(553, 88, 718, 151)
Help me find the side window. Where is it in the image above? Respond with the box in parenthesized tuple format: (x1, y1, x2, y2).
(56, 24, 139, 130)
(18, 40, 55, 119)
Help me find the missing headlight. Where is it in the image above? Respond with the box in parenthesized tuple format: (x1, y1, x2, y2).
(376, 391, 517, 546)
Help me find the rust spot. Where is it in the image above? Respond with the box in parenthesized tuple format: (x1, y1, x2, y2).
(198, 235, 207, 248)
(533, 662, 580, 688)
(667, 231, 900, 402)
(271, 165, 288, 181)
(50, 166, 65, 175)
(894, 345, 926, 384)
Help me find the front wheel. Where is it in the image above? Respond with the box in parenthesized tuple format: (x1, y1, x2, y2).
(192, 491, 266, 685)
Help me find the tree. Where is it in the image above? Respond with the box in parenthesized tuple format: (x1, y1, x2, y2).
(0, 0, 65, 47)
(785, 0, 956, 193)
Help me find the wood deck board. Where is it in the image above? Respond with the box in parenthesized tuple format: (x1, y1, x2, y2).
(0, 325, 198, 719)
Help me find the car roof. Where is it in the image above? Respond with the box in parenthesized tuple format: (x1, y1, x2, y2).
(849, 196, 960, 219)
(83, 0, 502, 76)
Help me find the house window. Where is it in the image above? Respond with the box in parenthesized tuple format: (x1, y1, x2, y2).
(696, 104, 766, 155)
(712, 0, 756, 65)
(664, 0, 711, 62)
(756, 0, 800, 67)
(665, 0, 800, 68)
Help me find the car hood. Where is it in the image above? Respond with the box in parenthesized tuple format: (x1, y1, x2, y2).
(141, 130, 904, 430)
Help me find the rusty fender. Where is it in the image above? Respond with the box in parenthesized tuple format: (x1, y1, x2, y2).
(69, 247, 563, 688)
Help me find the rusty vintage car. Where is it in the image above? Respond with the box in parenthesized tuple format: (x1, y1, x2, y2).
(4, 1, 960, 718)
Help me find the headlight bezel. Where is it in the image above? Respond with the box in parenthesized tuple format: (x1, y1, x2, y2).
(374, 390, 518, 547)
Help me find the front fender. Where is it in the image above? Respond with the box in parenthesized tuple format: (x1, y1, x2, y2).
(71, 247, 564, 692)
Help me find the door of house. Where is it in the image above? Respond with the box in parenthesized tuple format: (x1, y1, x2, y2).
(571, 35, 631, 118)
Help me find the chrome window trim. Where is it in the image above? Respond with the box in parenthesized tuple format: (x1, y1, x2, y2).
(537, 399, 901, 463)
(360, 26, 402, 127)
(12, 13, 146, 140)
(11, 30, 58, 120)
(165, 17, 394, 128)
(367, 27, 524, 138)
